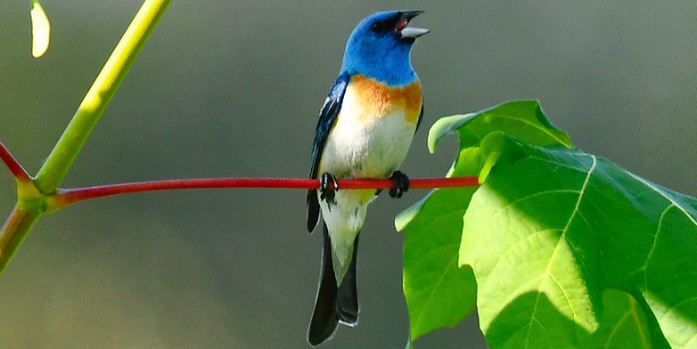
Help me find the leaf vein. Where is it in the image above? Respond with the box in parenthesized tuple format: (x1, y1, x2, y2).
(412, 254, 459, 331)
(629, 298, 651, 349)
(641, 204, 673, 289)
(548, 273, 577, 320)
(488, 190, 580, 218)
(525, 155, 588, 173)
(628, 172, 697, 226)
(604, 309, 633, 349)
(487, 113, 570, 146)
(524, 154, 596, 347)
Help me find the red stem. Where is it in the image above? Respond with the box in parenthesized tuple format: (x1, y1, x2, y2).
(52, 176, 479, 208)
(0, 140, 31, 182)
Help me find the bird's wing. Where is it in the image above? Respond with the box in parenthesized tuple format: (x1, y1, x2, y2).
(306, 73, 351, 233)
(416, 100, 424, 132)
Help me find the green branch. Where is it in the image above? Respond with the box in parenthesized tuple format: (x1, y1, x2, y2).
(34, 0, 172, 194)
(0, 0, 171, 277)
(0, 203, 42, 273)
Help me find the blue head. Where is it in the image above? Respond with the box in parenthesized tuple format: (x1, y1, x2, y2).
(340, 10, 429, 86)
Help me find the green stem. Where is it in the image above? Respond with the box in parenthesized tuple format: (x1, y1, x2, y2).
(0, 203, 43, 273)
(0, 0, 171, 277)
(33, 0, 172, 194)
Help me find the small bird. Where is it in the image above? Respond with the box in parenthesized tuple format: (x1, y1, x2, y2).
(306, 10, 428, 345)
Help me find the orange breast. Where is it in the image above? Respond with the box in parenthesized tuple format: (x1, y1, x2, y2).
(348, 75, 422, 124)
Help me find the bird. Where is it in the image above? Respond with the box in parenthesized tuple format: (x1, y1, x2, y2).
(305, 10, 428, 346)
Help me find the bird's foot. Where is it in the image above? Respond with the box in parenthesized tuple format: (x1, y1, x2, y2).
(389, 171, 410, 198)
(319, 172, 339, 207)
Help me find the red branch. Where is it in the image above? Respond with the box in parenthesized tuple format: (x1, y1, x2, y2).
(0, 140, 31, 182)
(52, 176, 479, 208)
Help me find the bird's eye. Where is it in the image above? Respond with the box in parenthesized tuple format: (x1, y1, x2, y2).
(370, 21, 387, 33)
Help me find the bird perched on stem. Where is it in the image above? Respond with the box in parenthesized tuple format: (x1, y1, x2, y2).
(306, 10, 428, 345)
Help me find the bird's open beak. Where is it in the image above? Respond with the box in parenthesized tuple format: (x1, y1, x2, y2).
(395, 10, 429, 40)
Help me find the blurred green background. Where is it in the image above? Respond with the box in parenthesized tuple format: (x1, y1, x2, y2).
(1, 1, 695, 348)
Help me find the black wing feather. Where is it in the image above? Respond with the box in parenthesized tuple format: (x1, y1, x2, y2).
(416, 99, 424, 132)
(306, 73, 351, 233)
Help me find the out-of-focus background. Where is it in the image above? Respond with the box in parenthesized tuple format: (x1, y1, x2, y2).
(1, 1, 695, 348)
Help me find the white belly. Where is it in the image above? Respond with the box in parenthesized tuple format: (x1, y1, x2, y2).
(317, 87, 418, 282)
(319, 104, 416, 180)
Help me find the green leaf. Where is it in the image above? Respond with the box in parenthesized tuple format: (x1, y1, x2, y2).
(582, 289, 652, 349)
(397, 151, 479, 340)
(30, 0, 51, 58)
(427, 100, 573, 155)
(400, 100, 697, 348)
(460, 131, 695, 348)
(397, 100, 573, 341)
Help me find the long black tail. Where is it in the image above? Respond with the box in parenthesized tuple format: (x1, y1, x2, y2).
(307, 225, 359, 346)
(337, 233, 359, 326)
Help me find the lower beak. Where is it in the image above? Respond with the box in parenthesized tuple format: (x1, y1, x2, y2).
(397, 10, 429, 39)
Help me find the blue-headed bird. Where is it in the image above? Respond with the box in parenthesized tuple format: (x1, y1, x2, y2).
(305, 10, 429, 345)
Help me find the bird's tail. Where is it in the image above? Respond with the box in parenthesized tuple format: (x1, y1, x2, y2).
(308, 224, 359, 346)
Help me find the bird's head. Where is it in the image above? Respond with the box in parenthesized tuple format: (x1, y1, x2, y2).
(341, 10, 429, 86)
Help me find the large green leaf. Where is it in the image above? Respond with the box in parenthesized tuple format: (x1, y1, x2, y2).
(399, 100, 697, 348)
(396, 101, 573, 340)
(463, 130, 697, 348)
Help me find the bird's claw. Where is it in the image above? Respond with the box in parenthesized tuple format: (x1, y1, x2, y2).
(389, 171, 410, 198)
(319, 172, 339, 207)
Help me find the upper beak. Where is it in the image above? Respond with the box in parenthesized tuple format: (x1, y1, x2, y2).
(396, 10, 429, 39)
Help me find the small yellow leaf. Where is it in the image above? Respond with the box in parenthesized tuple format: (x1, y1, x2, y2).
(30, 0, 51, 58)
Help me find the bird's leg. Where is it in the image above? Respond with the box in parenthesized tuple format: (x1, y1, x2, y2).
(319, 172, 339, 208)
(389, 171, 410, 198)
